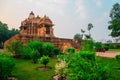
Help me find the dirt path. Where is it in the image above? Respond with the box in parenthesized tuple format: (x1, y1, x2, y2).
(96, 51, 120, 58)
(0, 49, 4, 52)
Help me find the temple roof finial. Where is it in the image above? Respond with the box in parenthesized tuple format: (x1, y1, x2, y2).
(28, 11, 35, 19)
(30, 11, 34, 15)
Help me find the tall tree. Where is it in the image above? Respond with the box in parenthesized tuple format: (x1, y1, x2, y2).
(108, 3, 120, 41)
(81, 29, 85, 39)
(81, 29, 85, 34)
(87, 23, 93, 37)
(9, 28, 19, 38)
(0, 21, 19, 48)
(0, 21, 9, 48)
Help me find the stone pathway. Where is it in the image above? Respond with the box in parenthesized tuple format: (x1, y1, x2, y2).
(96, 51, 120, 58)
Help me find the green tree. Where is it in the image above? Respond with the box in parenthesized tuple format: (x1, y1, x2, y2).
(39, 55, 49, 68)
(87, 23, 93, 37)
(85, 34, 91, 39)
(108, 3, 120, 40)
(0, 21, 19, 48)
(81, 29, 85, 34)
(81, 29, 85, 39)
(8, 28, 19, 38)
(74, 33, 83, 41)
(0, 21, 9, 48)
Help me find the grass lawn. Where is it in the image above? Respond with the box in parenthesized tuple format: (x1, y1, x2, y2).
(97, 57, 120, 80)
(12, 57, 120, 80)
(12, 59, 57, 80)
(109, 49, 120, 52)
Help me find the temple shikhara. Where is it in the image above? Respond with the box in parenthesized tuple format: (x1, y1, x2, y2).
(5, 11, 81, 52)
(20, 11, 54, 37)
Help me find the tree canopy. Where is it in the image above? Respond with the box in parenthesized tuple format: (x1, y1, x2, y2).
(0, 21, 19, 48)
(108, 3, 120, 39)
(74, 33, 83, 41)
(87, 23, 93, 36)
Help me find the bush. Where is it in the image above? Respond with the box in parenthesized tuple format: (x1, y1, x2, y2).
(55, 60, 67, 78)
(6, 41, 23, 57)
(54, 48, 61, 55)
(27, 40, 43, 56)
(82, 39, 94, 51)
(103, 45, 109, 51)
(109, 44, 115, 49)
(78, 51, 96, 61)
(32, 49, 40, 63)
(94, 42, 102, 51)
(42, 42, 54, 57)
(116, 45, 120, 49)
(0, 52, 15, 80)
(57, 54, 67, 61)
(116, 55, 120, 62)
(39, 55, 49, 67)
(67, 48, 75, 54)
(21, 46, 33, 59)
(57, 53, 112, 80)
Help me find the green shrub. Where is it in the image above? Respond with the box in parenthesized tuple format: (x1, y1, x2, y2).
(27, 40, 43, 56)
(0, 52, 15, 80)
(57, 54, 67, 61)
(57, 53, 112, 80)
(6, 41, 23, 57)
(39, 55, 49, 67)
(67, 48, 75, 54)
(116, 45, 120, 49)
(42, 42, 54, 57)
(21, 46, 33, 59)
(109, 44, 115, 49)
(116, 55, 120, 62)
(78, 51, 96, 61)
(94, 42, 102, 51)
(54, 48, 61, 55)
(82, 39, 94, 51)
(32, 49, 40, 63)
(103, 45, 109, 51)
(55, 60, 67, 78)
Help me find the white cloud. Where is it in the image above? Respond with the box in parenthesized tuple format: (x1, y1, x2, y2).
(96, 0, 102, 7)
(75, 0, 87, 20)
(32, 0, 67, 16)
(53, 0, 67, 5)
(97, 11, 109, 24)
(27, 0, 33, 3)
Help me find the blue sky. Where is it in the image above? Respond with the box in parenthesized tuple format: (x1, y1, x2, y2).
(0, 0, 120, 42)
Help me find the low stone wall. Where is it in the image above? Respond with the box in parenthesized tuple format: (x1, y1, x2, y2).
(4, 34, 82, 52)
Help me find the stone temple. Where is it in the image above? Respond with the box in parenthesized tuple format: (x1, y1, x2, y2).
(5, 11, 81, 52)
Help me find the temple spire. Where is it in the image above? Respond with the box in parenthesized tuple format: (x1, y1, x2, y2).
(28, 11, 35, 19)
